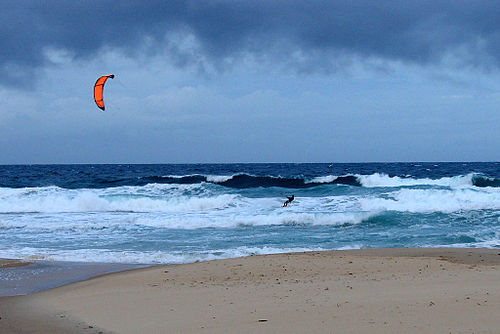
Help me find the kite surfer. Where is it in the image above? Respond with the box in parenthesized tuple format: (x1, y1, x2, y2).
(283, 195, 294, 207)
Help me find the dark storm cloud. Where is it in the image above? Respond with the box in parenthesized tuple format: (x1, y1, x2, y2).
(2, 0, 500, 87)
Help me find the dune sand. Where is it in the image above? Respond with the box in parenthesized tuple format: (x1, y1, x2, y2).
(1, 248, 499, 334)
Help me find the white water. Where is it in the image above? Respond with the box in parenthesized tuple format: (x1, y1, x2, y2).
(1, 173, 499, 264)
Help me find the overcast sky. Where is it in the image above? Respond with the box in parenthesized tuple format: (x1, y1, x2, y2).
(1, 1, 500, 163)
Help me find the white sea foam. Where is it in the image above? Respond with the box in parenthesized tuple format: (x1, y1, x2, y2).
(1, 183, 498, 225)
(161, 174, 235, 183)
(0, 185, 237, 214)
(357, 173, 474, 188)
(0, 207, 374, 231)
(359, 187, 500, 213)
(2, 178, 499, 264)
(1, 245, 326, 264)
(205, 175, 235, 183)
(336, 244, 364, 250)
(306, 175, 338, 184)
(307, 172, 479, 187)
(429, 239, 500, 249)
(0, 189, 376, 231)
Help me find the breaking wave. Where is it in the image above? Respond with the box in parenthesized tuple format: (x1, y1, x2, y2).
(60, 173, 500, 190)
(2, 170, 499, 190)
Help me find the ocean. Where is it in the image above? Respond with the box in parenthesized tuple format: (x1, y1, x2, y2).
(1, 163, 499, 264)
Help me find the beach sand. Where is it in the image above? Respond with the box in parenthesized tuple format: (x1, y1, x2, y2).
(1, 248, 499, 333)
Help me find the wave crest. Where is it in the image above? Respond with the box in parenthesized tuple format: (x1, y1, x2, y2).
(65, 173, 500, 190)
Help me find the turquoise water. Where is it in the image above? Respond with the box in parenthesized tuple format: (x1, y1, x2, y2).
(1, 163, 499, 264)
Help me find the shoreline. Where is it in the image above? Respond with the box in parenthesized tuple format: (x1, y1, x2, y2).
(0, 259, 32, 269)
(1, 248, 500, 333)
(0, 259, 149, 297)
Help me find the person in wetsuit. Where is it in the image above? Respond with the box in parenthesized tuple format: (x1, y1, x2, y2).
(283, 195, 294, 207)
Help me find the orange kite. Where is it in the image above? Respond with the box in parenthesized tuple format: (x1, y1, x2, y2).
(93, 74, 114, 110)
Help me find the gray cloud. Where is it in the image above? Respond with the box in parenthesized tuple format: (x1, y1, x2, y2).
(2, 1, 500, 88)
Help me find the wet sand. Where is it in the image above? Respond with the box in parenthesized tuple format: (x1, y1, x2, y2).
(0, 259, 32, 269)
(1, 248, 499, 333)
(0, 260, 148, 297)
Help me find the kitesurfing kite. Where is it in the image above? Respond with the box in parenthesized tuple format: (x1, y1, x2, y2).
(93, 74, 114, 110)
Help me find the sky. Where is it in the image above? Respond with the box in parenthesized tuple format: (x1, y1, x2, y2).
(1, 1, 500, 164)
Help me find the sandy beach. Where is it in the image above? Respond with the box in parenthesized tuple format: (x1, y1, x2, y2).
(1, 248, 499, 334)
